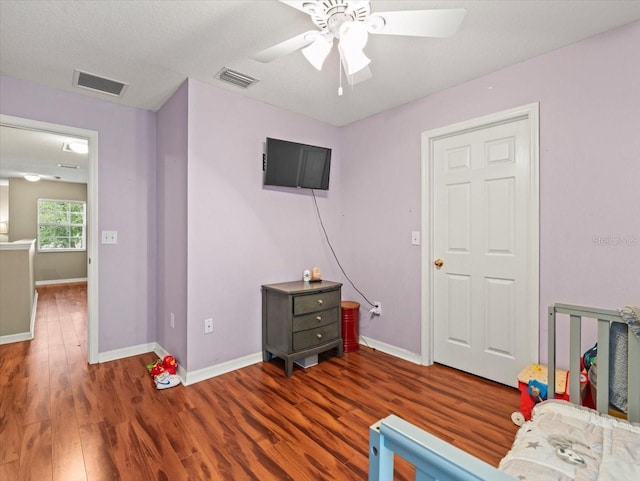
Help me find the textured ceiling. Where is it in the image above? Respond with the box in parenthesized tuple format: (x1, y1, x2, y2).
(1, 1, 640, 182)
(0, 126, 89, 183)
(2, 0, 639, 127)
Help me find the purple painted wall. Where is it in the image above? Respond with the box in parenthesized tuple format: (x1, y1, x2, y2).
(0, 76, 158, 353)
(185, 79, 341, 371)
(156, 80, 189, 367)
(340, 21, 640, 365)
(2, 20, 637, 375)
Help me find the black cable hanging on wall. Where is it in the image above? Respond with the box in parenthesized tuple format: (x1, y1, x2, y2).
(311, 189, 375, 308)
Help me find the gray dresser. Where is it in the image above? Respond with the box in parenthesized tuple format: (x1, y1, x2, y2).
(262, 280, 343, 376)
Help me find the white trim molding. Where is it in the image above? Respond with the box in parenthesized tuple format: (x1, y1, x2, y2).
(182, 352, 263, 386)
(360, 336, 422, 365)
(36, 278, 88, 286)
(98, 342, 156, 363)
(98, 342, 262, 387)
(0, 331, 33, 345)
(420, 103, 540, 367)
(30, 290, 38, 340)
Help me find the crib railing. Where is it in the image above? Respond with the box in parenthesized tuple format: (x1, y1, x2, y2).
(368, 304, 640, 480)
(368, 414, 514, 481)
(548, 303, 640, 422)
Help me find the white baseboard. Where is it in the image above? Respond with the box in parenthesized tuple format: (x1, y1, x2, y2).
(182, 352, 263, 386)
(98, 341, 261, 387)
(360, 336, 422, 365)
(154, 343, 262, 386)
(98, 342, 156, 363)
(98, 337, 418, 382)
(36, 277, 88, 286)
(0, 331, 34, 345)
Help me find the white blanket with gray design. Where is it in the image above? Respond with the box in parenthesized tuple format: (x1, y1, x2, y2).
(499, 400, 640, 481)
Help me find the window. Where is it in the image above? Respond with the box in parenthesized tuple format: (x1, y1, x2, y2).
(37, 199, 86, 251)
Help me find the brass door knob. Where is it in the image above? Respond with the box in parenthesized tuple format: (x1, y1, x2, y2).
(434, 258, 444, 268)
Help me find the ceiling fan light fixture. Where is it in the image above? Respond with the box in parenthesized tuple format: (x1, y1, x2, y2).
(339, 47, 370, 76)
(302, 35, 333, 70)
(366, 14, 386, 33)
(339, 20, 368, 49)
(338, 20, 370, 75)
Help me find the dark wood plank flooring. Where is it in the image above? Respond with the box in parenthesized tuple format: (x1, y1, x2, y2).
(0, 283, 520, 480)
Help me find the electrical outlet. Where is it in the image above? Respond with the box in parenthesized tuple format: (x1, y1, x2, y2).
(170, 312, 175, 329)
(101, 230, 118, 244)
(204, 318, 214, 334)
(371, 302, 382, 316)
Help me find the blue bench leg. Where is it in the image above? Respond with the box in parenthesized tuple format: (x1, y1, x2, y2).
(369, 421, 394, 481)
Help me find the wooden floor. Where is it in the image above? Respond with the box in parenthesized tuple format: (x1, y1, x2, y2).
(0, 283, 520, 480)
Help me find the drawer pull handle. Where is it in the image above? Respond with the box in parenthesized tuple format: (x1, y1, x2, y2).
(316, 316, 322, 321)
(317, 299, 324, 305)
(316, 333, 323, 339)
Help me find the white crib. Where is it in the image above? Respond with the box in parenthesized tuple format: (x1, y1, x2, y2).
(369, 303, 640, 481)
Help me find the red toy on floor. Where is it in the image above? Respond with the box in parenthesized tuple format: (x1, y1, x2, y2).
(146, 355, 181, 390)
(511, 364, 569, 426)
(511, 363, 593, 425)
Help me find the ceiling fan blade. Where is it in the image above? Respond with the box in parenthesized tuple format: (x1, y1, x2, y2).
(251, 30, 319, 63)
(278, 1, 316, 14)
(368, 9, 466, 38)
(345, 65, 372, 86)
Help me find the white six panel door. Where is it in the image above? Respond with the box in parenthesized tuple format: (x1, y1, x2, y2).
(432, 118, 532, 386)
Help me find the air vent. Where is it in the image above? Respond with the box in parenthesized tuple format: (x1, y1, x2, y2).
(215, 68, 259, 89)
(73, 69, 128, 97)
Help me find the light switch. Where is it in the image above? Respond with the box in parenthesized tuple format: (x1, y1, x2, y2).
(411, 231, 420, 246)
(101, 230, 118, 244)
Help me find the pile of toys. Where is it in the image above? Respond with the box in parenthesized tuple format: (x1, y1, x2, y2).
(146, 355, 181, 390)
(511, 363, 590, 426)
(511, 364, 569, 426)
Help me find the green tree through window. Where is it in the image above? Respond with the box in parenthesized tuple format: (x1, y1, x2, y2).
(38, 199, 86, 251)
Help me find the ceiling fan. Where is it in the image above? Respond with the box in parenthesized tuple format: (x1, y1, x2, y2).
(252, 0, 466, 89)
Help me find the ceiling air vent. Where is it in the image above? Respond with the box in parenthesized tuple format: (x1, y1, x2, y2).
(73, 69, 129, 97)
(215, 68, 259, 89)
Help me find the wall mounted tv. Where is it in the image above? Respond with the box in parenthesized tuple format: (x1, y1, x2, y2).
(264, 137, 332, 190)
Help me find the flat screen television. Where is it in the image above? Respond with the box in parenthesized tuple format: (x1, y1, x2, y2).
(264, 137, 332, 190)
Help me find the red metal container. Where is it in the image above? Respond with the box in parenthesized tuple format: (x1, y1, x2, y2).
(341, 301, 360, 353)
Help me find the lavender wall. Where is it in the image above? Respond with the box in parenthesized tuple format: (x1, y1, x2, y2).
(156, 81, 189, 366)
(340, 21, 640, 365)
(0, 76, 158, 353)
(2, 20, 637, 376)
(185, 79, 341, 371)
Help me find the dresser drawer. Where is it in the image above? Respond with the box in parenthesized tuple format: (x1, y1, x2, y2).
(293, 289, 340, 315)
(292, 322, 339, 351)
(292, 307, 339, 332)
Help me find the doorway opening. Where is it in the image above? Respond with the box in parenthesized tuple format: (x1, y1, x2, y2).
(0, 114, 99, 363)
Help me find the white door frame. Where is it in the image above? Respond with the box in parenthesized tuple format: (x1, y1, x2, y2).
(1, 114, 99, 364)
(420, 103, 539, 367)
